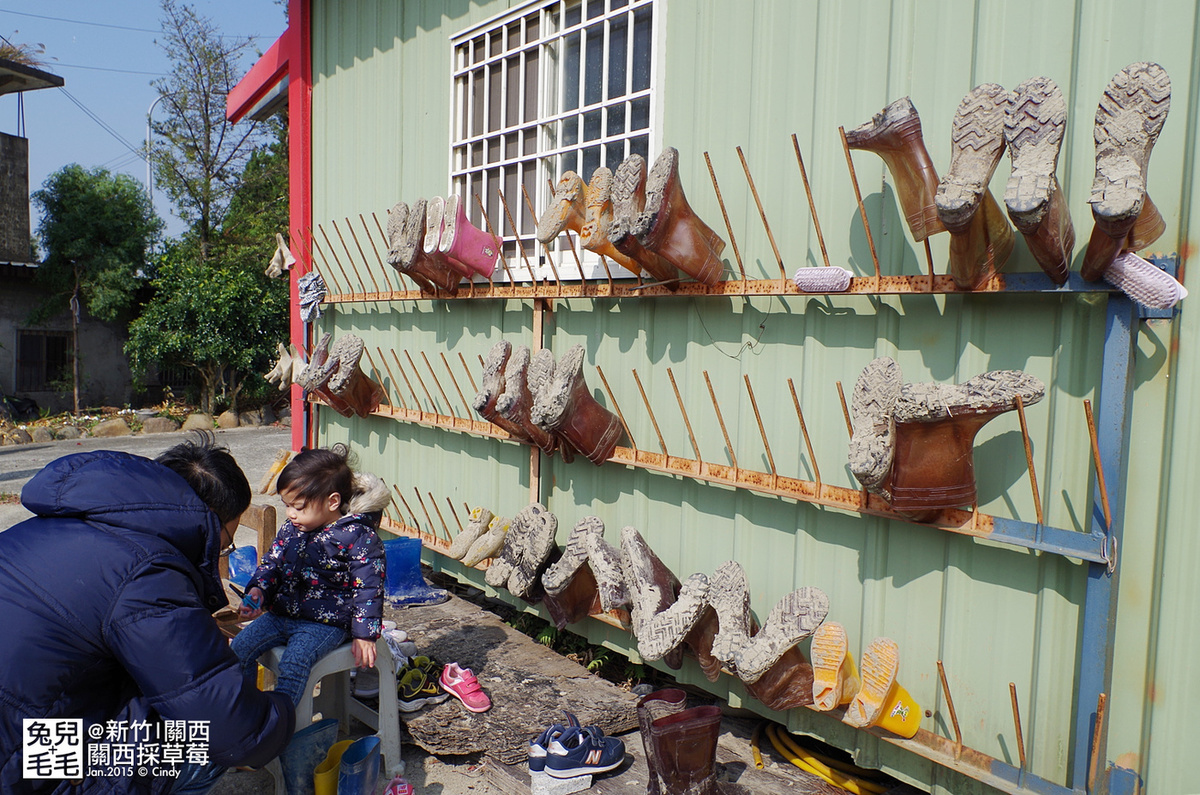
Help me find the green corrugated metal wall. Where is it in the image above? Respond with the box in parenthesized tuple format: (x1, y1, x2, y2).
(305, 1, 1198, 792)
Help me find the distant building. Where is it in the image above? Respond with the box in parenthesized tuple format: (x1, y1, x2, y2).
(0, 58, 135, 413)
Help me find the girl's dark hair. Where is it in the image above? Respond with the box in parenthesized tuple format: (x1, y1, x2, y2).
(155, 432, 252, 524)
(276, 444, 354, 512)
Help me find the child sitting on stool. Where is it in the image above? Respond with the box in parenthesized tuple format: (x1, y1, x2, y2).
(232, 445, 389, 705)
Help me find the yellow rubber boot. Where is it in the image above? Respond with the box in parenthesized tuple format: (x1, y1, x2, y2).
(313, 739, 353, 795)
(810, 622, 861, 711)
(844, 637, 921, 739)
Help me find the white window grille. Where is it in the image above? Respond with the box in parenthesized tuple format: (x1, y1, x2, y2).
(450, 0, 657, 281)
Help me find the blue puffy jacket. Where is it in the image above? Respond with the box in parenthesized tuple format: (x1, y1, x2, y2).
(0, 451, 295, 793)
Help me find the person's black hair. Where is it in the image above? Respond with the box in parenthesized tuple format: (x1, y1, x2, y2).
(155, 432, 252, 524)
(276, 444, 354, 513)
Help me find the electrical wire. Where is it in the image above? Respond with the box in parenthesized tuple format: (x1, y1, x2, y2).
(56, 87, 146, 163)
(0, 8, 268, 39)
(52, 62, 167, 77)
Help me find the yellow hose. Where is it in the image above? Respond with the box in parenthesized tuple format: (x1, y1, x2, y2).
(750, 722, 765, 769)
(765, 724, 886, 795)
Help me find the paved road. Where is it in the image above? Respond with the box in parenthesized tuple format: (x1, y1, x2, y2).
(0, 426, 293, 532)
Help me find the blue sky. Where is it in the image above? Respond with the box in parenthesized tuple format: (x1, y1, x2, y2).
(0, 1, 288, 240)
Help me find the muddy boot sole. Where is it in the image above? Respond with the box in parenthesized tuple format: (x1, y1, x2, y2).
(447, 507, 494, 560)
(1102, 251, 1187, 310)
(1089, 62, 1172, 228)
(583, 531, 629, 612)
(537, 171, 585, 244)
(937, 83, 1009, 233)
(895, 369, 1045, 422)
(811, 621, 852, 711)
(541, 516, 605, 595)
(1004, 76, 1066, 231)
(848, 357, 902, 495)
(462, 516, 509, 568)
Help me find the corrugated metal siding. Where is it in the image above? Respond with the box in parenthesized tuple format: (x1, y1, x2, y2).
(307, 1, 1199, 792)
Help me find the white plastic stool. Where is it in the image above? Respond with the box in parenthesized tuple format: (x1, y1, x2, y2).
(260, 638, 400, 794)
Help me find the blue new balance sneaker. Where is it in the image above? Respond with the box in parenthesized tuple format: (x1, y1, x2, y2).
(528, 711, 580, 772)
(544, 726, 625, 778)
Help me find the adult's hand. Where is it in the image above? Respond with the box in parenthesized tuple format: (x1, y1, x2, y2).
(238, 587, 265, 619)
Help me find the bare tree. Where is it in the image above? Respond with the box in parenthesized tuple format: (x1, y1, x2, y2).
(150, 0, 262, 261)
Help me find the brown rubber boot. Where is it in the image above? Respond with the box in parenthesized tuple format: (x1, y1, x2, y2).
(638, 689, 687, 795)
(541, 559, 602, 629)
(611, 155, 681, 283)
(620, 526, 685, 670)
(884, 370, 1045, 516)
(683, 605, 723, 683)
(631, 147, 726, 285)
(580, 167, 641, 272)
(394, 198, 461, 294)
(529, 344, 624, 465)
(744, 645, 815, 712)
(1082, 62, 1171, 281)
(471, 341, 532, 444)
(537, 172, 587, 243)
(649, 706, 725, 795)
(385, 202, 436, 293)
(1004, 77, 1074, 284)
(844, 97, 946, 242)
(298, 335, 384, 419)
(936, 84, 1014, 288)
(496, 345, 558, 455)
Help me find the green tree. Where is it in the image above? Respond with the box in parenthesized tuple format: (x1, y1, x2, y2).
(126, 123, 289, 416)
(150, 0, 262, 261)
(31, 164, 162, 413)
(126, 240, 287, 415)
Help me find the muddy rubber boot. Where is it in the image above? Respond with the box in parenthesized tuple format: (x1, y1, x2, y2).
(542, 518, 608, 627)
(447, 506, 495, 560)
(529, 344, 624, 465)
(810, 621, 861, 711)
(439, 194, 500, 278)
(638, 689, 688, 795)
(542, 556, 603, 629)
(621, 526, 685, 670)
(649, 705, 724, 795)
(472, 341, 532, 444)
(707, 560, 828, 684)
(744, 645, 816, 712)
(385, 202, 435, 293)
(326, 335, 385, 419)
(583, 529, 630, 612)
(683, 605, 723, 683)
(847, 356, 903, 499)
(297, 334, 355, 417)
(1082, 62, 1171, 281)
(886, 369, 1045, 516)
(1004, 76, 1074, 284)
(844, 97, 946, 242)
(632, 147, 726, 285)
(635, 573, 711, 663)
(611, 155, 681, 283)
(541, 516, 605, 596)
(537, 171, 588, 243)
(844, 638, 921, 738)
(486, 503, 558, 599)
(424, 196, 473, 280)
(496, 345, 559, 455)
(394, 198, 461, 294)
(1123, 193, 1166, 251)
(580, 166, 641, 272)
(937, 84, 1014, 289)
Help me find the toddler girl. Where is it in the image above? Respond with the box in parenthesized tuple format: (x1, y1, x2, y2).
(232, 446, 388, 705)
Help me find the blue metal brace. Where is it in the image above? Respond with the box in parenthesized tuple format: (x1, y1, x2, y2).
(1072, 296, 1138, 790)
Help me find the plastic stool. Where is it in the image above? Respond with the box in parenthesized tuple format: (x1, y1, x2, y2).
(261, 638, 401, 794)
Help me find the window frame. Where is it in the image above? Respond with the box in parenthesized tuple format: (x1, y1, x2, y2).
(14, 329, 71, 393)
(448, 0, 663, 282)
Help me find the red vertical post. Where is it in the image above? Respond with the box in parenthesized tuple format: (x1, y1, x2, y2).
(288, 0, 313, 451)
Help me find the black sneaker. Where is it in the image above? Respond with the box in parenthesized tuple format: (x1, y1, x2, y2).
(397, 668, 449, 712)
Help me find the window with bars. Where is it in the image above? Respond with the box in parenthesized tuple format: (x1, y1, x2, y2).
(450, 0, 656, 280)
(15, 330, 70, 392)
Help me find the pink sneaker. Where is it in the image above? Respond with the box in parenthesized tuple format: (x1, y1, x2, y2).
(383, 775, 415, 795)
(439, 662, 492, 713)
